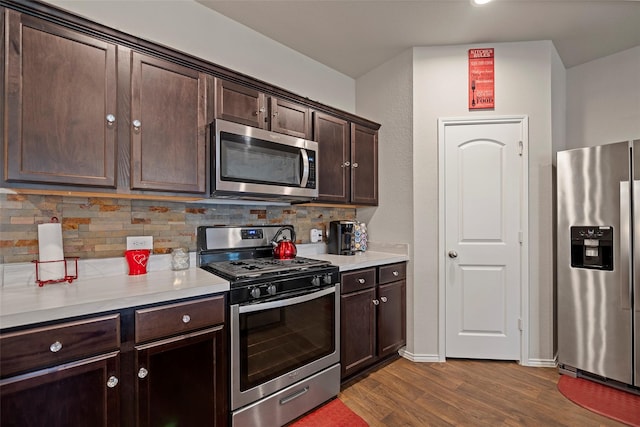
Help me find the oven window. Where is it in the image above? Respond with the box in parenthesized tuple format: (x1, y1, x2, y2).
(239, 292, 335, 391)
(220, 132, 301, 186)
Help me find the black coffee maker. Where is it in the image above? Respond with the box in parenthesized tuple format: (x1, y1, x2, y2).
(327, 220, 356, 255)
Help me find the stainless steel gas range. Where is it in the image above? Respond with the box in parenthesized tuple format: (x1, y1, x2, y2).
(196, 225, 341, 427)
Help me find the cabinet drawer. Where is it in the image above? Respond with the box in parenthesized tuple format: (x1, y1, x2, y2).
(378, 263, 406, 284)
(135, 295, 225, 344)
(341, 268, 376, 294)
(0, 314, 120, 378)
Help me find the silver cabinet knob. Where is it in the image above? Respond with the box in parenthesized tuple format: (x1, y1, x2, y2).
(138, 367, 148, 379)
(132, 119, 141, 130)
(392, 271, 399, 277)
(50, 341, 62, 353)
(352, 162, 359, 168)
(448, 250, 458, 259)
(107, 376, 119, 388)
(182, 314, 191, 324)
(357, 278, 366, 284)
(373, 299, 380, 306)
(380, 296, 388, 303)
(341, 161, 351, 168)
(106, 114, 116, 125)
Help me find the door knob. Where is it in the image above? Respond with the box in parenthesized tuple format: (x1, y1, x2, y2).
(448, 250, 458, 259)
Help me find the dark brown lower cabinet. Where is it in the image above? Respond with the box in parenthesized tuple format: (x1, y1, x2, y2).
(0, 294, 228, 427)
(0, 352, 120, 427)
(341, 286, 377, 378)
(135, 327, 226, 427)
(340, 263, 406, 381)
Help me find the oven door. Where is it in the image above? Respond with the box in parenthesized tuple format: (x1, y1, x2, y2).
(230, 284, 340, 411)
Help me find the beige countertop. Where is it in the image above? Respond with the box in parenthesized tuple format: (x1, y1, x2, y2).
(1, 246, 409, 330)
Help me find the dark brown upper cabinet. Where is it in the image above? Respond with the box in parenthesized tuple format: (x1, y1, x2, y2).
(350, 123, 378, 205)
(313, 113, 378, 205)
(3, 10, 209, 195)
(313, 112, 350, 203)
(215, 79, 265, 129)
(215, 79, 311, 139)
(1, 2, 379, 202)
(4, 10, 117, 188)
(269, 97, 311, 139)
(129, 52, 209, 194)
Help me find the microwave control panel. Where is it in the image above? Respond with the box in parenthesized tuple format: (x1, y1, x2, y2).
(306, 152, 316, 189)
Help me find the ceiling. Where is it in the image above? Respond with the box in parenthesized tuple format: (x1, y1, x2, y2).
(196, 0, 640, 78)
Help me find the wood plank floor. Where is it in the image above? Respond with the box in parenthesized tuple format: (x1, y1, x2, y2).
(339, 358, 625, 426)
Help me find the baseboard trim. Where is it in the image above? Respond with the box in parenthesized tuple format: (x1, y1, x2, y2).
(398, 349, 442, 363)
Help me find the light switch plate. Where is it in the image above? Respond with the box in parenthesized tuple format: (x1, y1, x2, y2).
(126, 236, 153, 250)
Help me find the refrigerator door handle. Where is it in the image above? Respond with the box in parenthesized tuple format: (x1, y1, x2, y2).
(634, 180, 639, 310)
(620, 181, 632, 310)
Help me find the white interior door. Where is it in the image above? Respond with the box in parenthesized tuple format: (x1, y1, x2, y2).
(442, 118, 525, 360)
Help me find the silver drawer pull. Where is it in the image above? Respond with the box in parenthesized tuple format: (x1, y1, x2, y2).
(138, 367, 149, 379)
(373, 299, 380, 305)
(50, 341, 62, 353)
(182, 314, 191, 324)
(381, 296, 388, 303)
(358, 278, 366, 284)
(106, 376, 119, 388)
(392, 271, 399, 276)
(279, 386, 309, 405)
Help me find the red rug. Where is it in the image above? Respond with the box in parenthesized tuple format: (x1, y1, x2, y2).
(558, 375, 640, 426)
(289, 399, 368, 427)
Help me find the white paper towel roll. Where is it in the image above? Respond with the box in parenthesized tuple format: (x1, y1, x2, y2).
(38, 223, 65, 281)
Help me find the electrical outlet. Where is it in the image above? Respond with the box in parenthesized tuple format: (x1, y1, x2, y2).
(126, 236, 153, 250)
(310, 229, 323, 243)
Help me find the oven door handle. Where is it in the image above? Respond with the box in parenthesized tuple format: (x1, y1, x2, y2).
(238, 285, 336, 314)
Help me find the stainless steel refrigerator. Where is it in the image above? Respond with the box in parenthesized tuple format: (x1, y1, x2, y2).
(557, 139, 639, 391)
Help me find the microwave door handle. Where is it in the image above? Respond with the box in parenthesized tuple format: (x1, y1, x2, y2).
(300, 149, 310, 187)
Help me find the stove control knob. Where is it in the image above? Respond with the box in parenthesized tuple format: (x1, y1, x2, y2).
(311, 276, 321, 286)
(250, 287, 261, 299)
(323, 274, 333, 285)
(267, 284, 277, 296)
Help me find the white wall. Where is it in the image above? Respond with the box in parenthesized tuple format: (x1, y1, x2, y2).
(566, 46, 640, 149)
(357, 41, 560, 363)
(46, 0, 356, 113)
(355, 49, 414, 351)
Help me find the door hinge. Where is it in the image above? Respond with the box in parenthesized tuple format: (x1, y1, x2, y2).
(518, 141, 523, 156)
(518, 318, 523, 331)
(518, 231, 523, 244)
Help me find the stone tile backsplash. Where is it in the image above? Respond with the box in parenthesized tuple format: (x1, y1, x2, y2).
(0, 194, 356, 263)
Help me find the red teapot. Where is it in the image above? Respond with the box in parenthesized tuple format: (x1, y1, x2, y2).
(272, 226, 297, 260)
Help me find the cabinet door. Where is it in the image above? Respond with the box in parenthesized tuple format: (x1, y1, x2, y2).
(351, 124, 378, 205)
(269, 98, 311, 138)
(130, 52, 207, 193)
(215, 79, 265, 128)
(377, 280, 406, 358)
(313, 112, 350, 203)
(0, 352, 120, 427)
(135, 327, 227, 427)
(340, 287, 376, 379)
(4, 10, 117, 187)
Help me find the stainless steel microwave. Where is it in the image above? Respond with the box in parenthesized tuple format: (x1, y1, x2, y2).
(211, 119, 319, 201)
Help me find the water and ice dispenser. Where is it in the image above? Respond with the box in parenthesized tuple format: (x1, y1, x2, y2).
(570, 226, 613, 271)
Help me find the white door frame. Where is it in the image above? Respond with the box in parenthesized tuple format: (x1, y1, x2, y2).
(437, 115, 530, 364)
